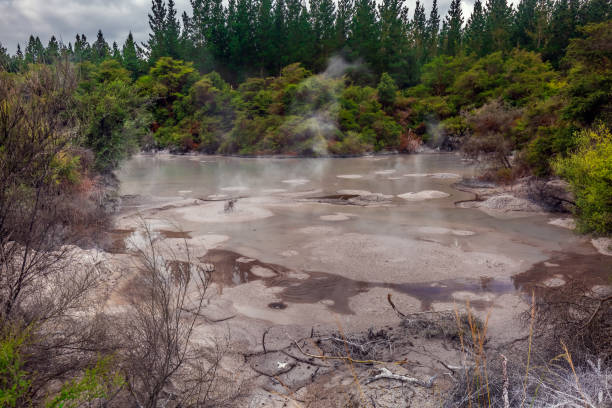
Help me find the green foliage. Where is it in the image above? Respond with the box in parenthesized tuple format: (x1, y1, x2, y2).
(377, 73, 398, 107)
(78, 61, 149, 172)
(562, 21, 612, 125)
(46, 356, 124, 408)
(0, 328, 30, 408)
(553, 124, 612, 234)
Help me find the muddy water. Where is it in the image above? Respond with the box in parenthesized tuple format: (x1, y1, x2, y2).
(114, 153, 608, 324)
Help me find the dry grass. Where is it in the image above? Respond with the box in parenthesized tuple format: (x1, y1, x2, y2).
(443, 298, 611, 408)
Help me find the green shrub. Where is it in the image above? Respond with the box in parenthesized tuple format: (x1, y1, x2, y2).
(553, 124, 612, 234)
(0, 328, 30, 408)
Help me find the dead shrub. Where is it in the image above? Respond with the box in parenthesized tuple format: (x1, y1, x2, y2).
(463, 100, 522, 173)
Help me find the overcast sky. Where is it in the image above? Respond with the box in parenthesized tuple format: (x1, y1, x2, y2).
(0, 0, 475, 54)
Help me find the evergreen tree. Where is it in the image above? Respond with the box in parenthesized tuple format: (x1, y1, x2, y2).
(123, 32, 142, 78)
(92, 30, 110, 62)
(190, 0, 227, 66)
(74, 34, 91, 62)
(426, 0, 440, 56)
(272, 0, 287, 72)
(35, 37, 45, 63)
(349, 0, 380, 66)
(66, 42, 74, 58)
(412, 0, 428, 64)
(165, 0, 182, 58)
(579, 0, 611, 24)
(25, 35, 38, 63)
(46, 36, 60, 61)
(180, 11, 195, 62)
(148, 0, 168, 61)
(14, 44, 24, 70)
(377, 72, 398, 106)
(512, 0, 538, 49)
(189, 0, 207, 48)
(255, 0, 276, 72)
(16, 44, 23, 61)
(0, 42, 9, 70)
(543, 0, 578, 65)
(209, 0, 228, 62)
(378, 0, 412, 85)
(311, 0, 336, 65)
(335, 0, 353, 50)
(484, 0, 513, 53)
(444, 0, 463, 56)
(112, 41, 122, 62)
(227, 0, 256, 75)
(284, 0, 314, 67)
(465, 0, 487, 55)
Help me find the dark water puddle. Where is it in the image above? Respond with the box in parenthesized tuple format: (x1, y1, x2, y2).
(199, 249, 290, 287)
(157, 230, 192, 239)
(200, 249, 517, 313)
(105, 228, 192, 253)
(512, 250, 612, 295)
(106, 229, 134, 253)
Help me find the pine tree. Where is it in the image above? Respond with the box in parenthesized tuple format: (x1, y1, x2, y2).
(311, 0, 336, 64)
(426, 0, 440, 56)
(165, 0, 182, 58)
(579, 0, 611, 24)
(284, 0, 314, 66)
(180, 11, 195, 62)
(484, 0, 513, 53)
(33, 37, 44, 64)
(335, 0, 353, 50)
(209, 0, 227, 62)
(512, 0, 538, 49)
(411, 0, 429, 70)
(123, 32, 142, 78)
(93, 29, 110, 62)
(148, 0, 167, 62)
(46, 36, 60, 61)
(74, 34, 91, 62)
(378, 0, 412, 85)
(444, 0, 463, 56)
(465, 0, 487, 55)
(543, 0, 579, 65)
(191, 0, 227, 66)
(0, 42, 9, 71)
(255, 0, 275, 72)
(272, 0, 287, 72)
(112, 42, 122, 62)
(349, 0, 380, 66)
(9, 44, 24, 72)
(25, 35, 37, 63)
(227, 0, 256, 74)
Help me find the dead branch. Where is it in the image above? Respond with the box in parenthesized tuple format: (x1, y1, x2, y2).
(290, 337, 404, 366)
(364, 367, 439, 388)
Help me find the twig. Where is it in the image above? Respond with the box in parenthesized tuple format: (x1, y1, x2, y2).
(581, 295, 612, 329)
(501, 354, 509, 408)
(364, 367, 439, 388)
(280, 350, 329, 368)
(290, 337, 400, 365)
(262, 328, 269, 354)
(387, 293, 406, 318)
